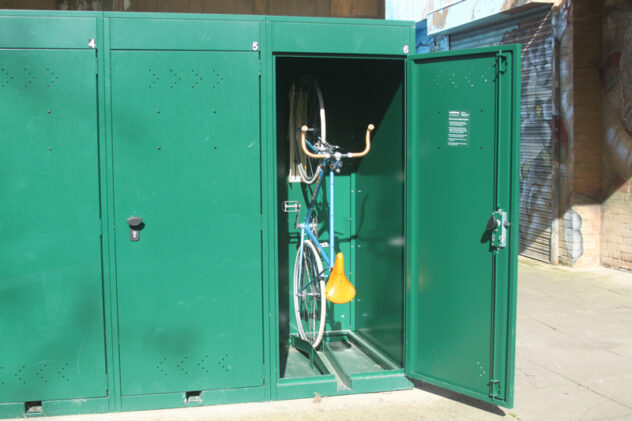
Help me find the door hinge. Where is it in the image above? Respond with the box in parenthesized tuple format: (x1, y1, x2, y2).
(489, 379, 501, 398)
(495, 53, 507, 76)
(486, 209, 509, 249)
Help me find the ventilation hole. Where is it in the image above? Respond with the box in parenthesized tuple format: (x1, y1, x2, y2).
(185, 390, 202, 403)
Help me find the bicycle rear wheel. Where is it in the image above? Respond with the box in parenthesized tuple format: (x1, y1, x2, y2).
(293, 239, 326, 348)
(294, 76, 326, 184)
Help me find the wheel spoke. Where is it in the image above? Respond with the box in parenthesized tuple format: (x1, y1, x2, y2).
(293, 239, 324, 346)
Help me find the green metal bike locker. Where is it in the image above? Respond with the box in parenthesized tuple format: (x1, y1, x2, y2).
(0, 10, 519, 418)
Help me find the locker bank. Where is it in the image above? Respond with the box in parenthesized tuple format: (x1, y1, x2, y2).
(0, 10, 519, 418)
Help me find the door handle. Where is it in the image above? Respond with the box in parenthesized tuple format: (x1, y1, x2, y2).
(126, 216, 143, 242)
(487, 210, 508, 249)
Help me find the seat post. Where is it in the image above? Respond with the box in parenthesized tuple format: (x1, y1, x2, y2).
(329, 166, 335, 269)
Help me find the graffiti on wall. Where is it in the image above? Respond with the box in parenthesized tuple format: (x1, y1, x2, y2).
(602, 0, 632, 183)
(554, 0, 585, 263)
(501, 15, 556, 260)
(601, 0, 632, 269)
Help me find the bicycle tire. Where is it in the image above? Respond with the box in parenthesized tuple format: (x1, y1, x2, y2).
(293, 239, 326, 348)
(294, 76, 326, 184)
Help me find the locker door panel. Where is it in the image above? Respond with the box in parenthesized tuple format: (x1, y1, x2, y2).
(406, 47, 519, 407)
(0, 49, 107, 403)
(110, 50, 264, 396)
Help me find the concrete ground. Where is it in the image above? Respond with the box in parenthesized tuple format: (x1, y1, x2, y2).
(23, 258, 632, 421)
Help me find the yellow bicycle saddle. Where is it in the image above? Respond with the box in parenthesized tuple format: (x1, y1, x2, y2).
(325, 253, 356, 304)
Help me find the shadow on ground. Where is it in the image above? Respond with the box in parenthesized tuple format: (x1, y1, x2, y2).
(412, 379, 506, 416)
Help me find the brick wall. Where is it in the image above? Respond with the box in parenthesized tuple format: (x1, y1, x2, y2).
(557, 0, 604, 266)
(556, 0, 575, 265)
(567, 0, 603, 266)
(601, 183, 632, 270)
(601, 0, 632, 271)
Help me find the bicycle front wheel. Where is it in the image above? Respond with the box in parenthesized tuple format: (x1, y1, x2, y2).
(294, 76, 326, 184)
(293, 239, 326, 348)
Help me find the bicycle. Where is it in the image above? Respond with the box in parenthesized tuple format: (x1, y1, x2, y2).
(286, 76, 374, 348)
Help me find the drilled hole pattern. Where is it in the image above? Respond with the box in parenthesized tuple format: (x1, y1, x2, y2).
(0, 362, 71, 387)
(155, 353, 231, 377)
(218, 354, 230, 373)
(146, 67, 224, 90)
(432, 66, 494, 90)
(0, 66, 59, 89)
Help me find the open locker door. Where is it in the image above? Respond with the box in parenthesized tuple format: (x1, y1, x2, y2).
(405, 46, 520, 407)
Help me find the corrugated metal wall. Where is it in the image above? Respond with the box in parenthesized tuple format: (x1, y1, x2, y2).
(451, 7, 554, 262)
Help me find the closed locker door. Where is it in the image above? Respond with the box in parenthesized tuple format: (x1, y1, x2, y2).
(0, 49, 107, 403)
(110, 50, 264, 396)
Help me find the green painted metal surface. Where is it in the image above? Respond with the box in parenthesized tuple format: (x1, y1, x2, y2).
(0, 397, 109, 419)
(108, 16, 262, 51)
(0, 15, 97, 49)
(354, 61, 405, 366)
(0, 10, 519, 418)
(120, 385, 267, 412)
(110, 49, 264, 396)
(405, 47, 519, 407)
(270, 18, 412, 55)
(0, 49, 107, 403)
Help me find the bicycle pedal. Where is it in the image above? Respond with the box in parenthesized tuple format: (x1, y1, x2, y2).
(283, 201, 300, 213)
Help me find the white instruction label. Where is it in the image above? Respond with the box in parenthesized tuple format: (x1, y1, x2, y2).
(448, 110, 470, 147)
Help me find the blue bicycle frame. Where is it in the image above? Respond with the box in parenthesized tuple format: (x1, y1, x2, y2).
(295, 123, 372, 296)
(296, 149, 335, 294)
